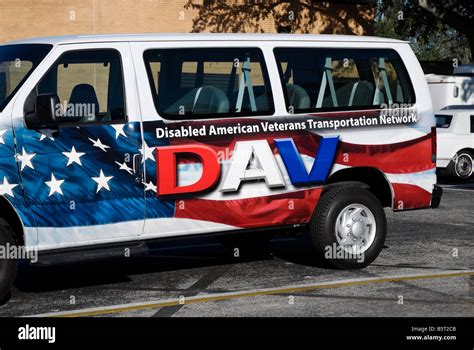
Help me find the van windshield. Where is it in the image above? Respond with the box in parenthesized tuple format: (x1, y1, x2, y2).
(0, 44, 52, 112)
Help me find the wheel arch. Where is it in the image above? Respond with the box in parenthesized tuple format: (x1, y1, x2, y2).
(325, 167, 393, 208)
(455, 148, 474, 156)
(0, 196, 25, 246)
(447, 147, 474, 162)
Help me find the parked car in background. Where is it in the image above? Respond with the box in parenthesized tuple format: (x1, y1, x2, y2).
(426, 64, 474, 111)
(436, 108, 474, 179)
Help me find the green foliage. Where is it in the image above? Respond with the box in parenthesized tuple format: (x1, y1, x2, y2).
(374, 0, 472, 63)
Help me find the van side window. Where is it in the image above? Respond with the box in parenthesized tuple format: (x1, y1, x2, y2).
(0, 44, 52, 112)
(35, 49, 125, 124)
(471, 115, 474, 133)
(436, 114, 453, 128)
(143, 48, 274, 119)
(274, 48, 415, 114)
(1, 61, 33, 100)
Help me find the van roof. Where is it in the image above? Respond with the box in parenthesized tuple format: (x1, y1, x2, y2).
(4, 33, 408, 46)
(425, 73, 474, 84)
(439, 105, 474, 113)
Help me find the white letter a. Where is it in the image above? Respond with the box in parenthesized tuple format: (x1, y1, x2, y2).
(221, 140, 285, 192)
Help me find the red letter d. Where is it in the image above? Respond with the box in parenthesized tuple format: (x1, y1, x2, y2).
(156, 145, 220, 196)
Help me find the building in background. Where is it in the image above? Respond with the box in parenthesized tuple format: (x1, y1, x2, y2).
(0, 0, 374, 43)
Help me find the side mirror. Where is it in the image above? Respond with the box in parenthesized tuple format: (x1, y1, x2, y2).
(25, 93, 61, 130)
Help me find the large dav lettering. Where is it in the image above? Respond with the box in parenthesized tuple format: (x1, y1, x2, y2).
(156, 136, 339, 196)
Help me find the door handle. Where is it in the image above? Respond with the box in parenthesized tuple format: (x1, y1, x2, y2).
(132, 153, 142, 183)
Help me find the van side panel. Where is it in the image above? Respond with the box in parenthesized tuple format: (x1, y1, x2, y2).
(387, 44, 436, 210)
(0, 118, 39, 246)
(7, 43, 153, 251)
(130, 41, 436, 239)
(139, 114, 434, 233)
(143, 118, 325, 229)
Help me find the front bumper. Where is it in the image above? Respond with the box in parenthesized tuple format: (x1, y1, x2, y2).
(436, 158, 451, 168)
(431, 185, 443, 208)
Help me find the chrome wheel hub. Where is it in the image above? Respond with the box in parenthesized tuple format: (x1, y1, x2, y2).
(335, 204, 376, 254)
(455, 154, 473, 178)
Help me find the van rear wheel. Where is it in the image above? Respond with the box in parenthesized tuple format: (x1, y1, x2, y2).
(0, 222, 17, 303)
(309, 186, 386, 269)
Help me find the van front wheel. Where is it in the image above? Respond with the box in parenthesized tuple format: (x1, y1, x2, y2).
(309, 186, 387, 269)
(452, 151, 473, 179)
(0, 222, 17, 302)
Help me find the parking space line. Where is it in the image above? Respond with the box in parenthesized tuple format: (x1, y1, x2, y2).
(26, 270, 474, 318)
(152, 265, 230, 317)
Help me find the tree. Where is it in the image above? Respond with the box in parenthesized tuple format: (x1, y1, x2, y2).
(414, 0, 474, 57)
(374, 0, 472, 63)
(184, 1, 374, 35)
(183, 1, 473, 63)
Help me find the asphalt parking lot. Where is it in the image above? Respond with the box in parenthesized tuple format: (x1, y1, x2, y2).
(0, 179, 473, 317)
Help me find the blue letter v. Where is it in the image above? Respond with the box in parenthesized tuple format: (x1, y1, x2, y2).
(274, 136, 339, 185)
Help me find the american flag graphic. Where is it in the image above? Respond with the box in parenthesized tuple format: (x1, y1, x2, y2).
(0, 111, 435, 248)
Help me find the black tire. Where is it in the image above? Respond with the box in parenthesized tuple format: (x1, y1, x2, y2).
(449, 151, 473, 179)
(436, 167, 450, 179)
(0, 221, 17, 302)
(309, 186, 386, 269)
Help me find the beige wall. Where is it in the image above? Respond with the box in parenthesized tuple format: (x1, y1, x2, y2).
(0, 0, 373, 44)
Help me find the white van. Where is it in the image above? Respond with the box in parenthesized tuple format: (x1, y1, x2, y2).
(436, 108, 474, 179)
(426, 65, 474, 111)
(0, 34, 441, 300)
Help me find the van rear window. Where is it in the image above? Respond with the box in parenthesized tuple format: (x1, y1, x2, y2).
(435, 114, 453, 128)
(143, 48, 274, 119)
(274, 48, 416, 114)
